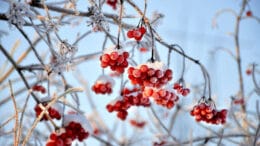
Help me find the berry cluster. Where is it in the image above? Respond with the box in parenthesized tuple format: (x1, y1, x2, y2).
(46, 114, 90, 146)
(92, 75, 114, 94)
(143, 87, 179, 109)
(127, 26, 146, 41)
(190, 102, 227, 125)
(106, 0, 117, 10)
(32, 85, 46, 94)
(129, 119, 146, 129)
(173, 83, 190, 96)
(128, 62, 173, 88)
(106, 87, 150, 120)
(34, 102, 61, 121)
(100, 49, 129, 74)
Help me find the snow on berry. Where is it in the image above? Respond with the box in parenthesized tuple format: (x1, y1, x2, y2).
(64, 114, 92, 133)
(46, 116, 91, 146)
(190, 101, 228, 125)
(128, 61, 172, 88)
(127, 26, 146, 41)
(100, 47, 129, 74)
(92, 75, 115, 94)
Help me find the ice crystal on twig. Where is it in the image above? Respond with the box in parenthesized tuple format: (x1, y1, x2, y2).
(6, 1, 35, 28)
(87, 6, 109, 32)
(50, 40, 78, 73)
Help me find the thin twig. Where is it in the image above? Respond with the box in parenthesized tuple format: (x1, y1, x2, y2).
(9, 80, 19, 146)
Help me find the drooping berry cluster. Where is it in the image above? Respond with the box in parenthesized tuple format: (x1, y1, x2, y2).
(32, 85, 46, 94)
(92, 75, 114, 94)
(127, 26, 146, 41)
(100, 49, 129, 74)
(143, 87, 179, 109)
(190, 102, 227, 125)
(106, 87, 150, 120)
(46, 114, 90, 146)
(128, 62, 173, 88)
(34, 102, 62, 121)
(106, 0, 117, 10)
(129, 119, 146, 129)
(173, 83, 190, 96)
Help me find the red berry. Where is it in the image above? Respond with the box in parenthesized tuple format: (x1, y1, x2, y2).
(246, 69, 252, 75)
(110, 52, 119, 60)
(246, 11, 252, 17)
(127, 30, 134, 38)
(139, 26, 146, 34)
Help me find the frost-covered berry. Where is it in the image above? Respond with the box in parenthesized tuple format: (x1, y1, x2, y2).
(128, 61, 172, 88)
(190, 101, 227, 125)
(127, 26, 146, 41)
(100, 47, 129, 74)
(46, 115, 91, 146)
(92, 75, 115, 94)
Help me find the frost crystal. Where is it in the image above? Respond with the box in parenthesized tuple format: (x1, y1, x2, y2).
(87, 6, 109, 32)
(50, 40, 78, 73)
(58, 40, 78, 61)
(6, 1, 35, 28)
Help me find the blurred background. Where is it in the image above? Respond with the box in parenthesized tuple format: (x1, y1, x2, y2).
(0, 0, 259, 145)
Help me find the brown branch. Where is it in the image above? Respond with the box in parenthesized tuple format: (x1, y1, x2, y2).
(165, 133, 255, 145)
(8, 80, 19, 146)
(0, 44, 40, 103)
(0, 37, 41, 84)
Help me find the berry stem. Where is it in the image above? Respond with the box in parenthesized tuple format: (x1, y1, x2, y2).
(150, 106, 180, 143)
(171, 44, 186, 82)
(148, 23, 155, 62)
(117, 0, 124, 49)
(252, 64, 260, 90)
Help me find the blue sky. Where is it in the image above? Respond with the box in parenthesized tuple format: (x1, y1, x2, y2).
(0, 0, 260, 145)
